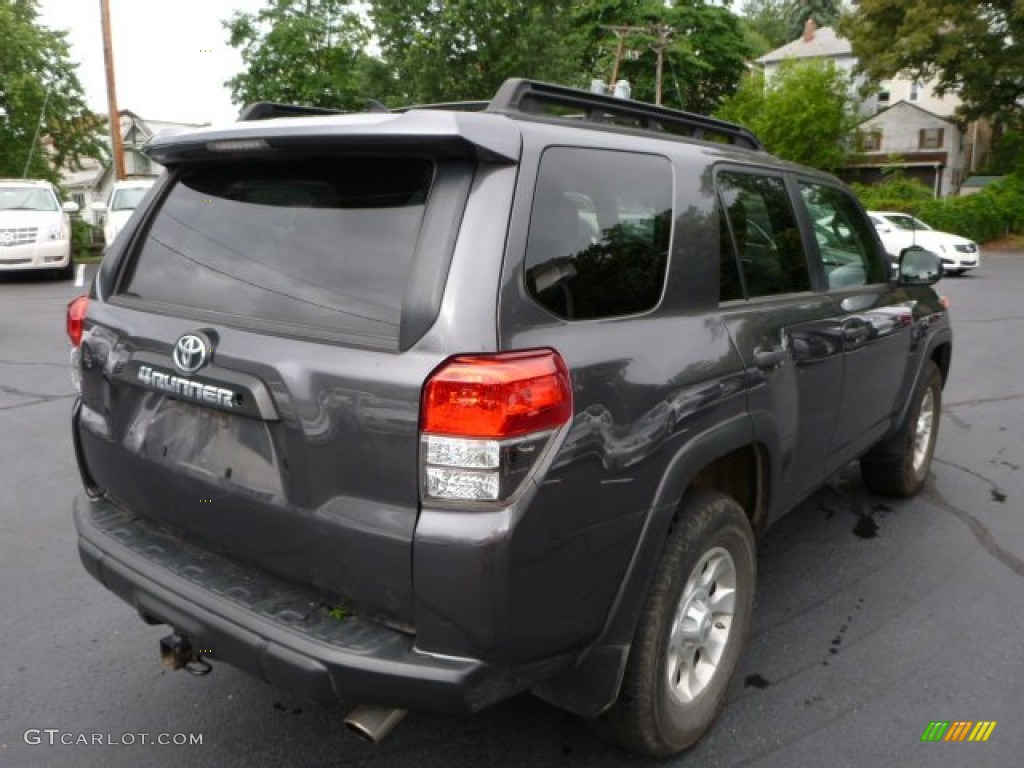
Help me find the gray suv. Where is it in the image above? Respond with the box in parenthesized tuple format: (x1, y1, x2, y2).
(68, 79, 951, 757)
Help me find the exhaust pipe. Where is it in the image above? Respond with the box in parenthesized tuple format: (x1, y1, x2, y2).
(344, 704, 408, 744)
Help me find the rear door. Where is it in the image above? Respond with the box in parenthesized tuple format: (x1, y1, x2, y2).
(75, 152, 476, 626)
(794, 179, 914, 471)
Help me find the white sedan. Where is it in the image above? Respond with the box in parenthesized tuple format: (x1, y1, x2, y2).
(92, 178, 156, 247)
(868, 211, 980, 275)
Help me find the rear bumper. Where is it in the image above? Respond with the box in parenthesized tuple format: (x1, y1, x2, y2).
(74, 492, 573, 713)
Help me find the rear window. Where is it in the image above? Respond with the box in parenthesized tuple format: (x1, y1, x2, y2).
(119, 157, 434, 345)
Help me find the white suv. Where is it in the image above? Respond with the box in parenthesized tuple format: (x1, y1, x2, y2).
(868, 211, 981, 275)
(92, 178, 156, 247)
(0, 179, 78, 278)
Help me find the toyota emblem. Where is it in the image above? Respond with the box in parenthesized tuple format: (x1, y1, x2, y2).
(172, 333, 210, 375)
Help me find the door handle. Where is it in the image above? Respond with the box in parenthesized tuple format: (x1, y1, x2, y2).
(753, 346, 787, 369)
(842, 321, 871, 343)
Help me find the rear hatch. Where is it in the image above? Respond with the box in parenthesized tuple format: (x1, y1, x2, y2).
(74, 114, 519, 626)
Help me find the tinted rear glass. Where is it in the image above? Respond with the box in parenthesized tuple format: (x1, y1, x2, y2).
(119, 158, 434, 344)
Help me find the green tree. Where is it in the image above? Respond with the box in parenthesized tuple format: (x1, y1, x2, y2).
(224, 0, 392, 110)
(740, 0, 796, 50)
(740, 1, 841, 51)
(368, 0, 586, 105)
(786, 0, 841, 39)
(839, 0, 1024, 123)
(0, 0, 104, 182)
(716, 58, 859, 170)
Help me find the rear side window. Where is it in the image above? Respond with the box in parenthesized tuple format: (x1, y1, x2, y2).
(525, 148, 672, 320)
(119, 158, 434, 345)
(718, 171, 810, 298)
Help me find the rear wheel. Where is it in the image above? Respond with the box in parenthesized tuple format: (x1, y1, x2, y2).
(602, 489, 756, 757)
(860, 362, 941, 497)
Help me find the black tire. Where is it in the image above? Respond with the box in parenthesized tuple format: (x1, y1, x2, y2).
(860, 361, 942, 497)
(602, 489, 756, 758)
(53, 256, 75, 281)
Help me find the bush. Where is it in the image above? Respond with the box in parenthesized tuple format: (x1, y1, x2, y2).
(71, 219, 102, 259)
(853, 173, 1024, 244)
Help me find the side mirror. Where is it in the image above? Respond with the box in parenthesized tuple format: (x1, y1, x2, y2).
(90, 201, 107, 214)
(62, 201, 80, 213)
(899, 247, 943, 285)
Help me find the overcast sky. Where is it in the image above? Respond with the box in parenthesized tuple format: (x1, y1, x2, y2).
(38, 0, 269, 126)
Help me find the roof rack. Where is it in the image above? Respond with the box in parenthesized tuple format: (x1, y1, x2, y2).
(235, 80, 764, 151)
(486, 78, 763, 151)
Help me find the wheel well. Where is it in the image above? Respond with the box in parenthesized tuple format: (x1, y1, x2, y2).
(689, 445, 765, 529)
(931, 343, 952, 385)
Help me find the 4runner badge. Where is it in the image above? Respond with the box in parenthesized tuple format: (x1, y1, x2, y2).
(137, 365, 237, 409)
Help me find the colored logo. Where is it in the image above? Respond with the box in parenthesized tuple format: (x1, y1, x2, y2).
(921, 721, 997, 742)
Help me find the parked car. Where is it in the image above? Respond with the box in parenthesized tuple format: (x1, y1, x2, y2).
(91, 178, 156, 247)
(67, 80, 951, 758)
(0, 179, 78, 278)
(868, 210, 980, 275)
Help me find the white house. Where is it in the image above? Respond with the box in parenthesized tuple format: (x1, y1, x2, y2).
(845, 101, 961, 197)
(754, 20, 991, 196)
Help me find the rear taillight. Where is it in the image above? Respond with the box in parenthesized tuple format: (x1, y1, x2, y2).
(67, 295, 88, 392)
(66, 295, 88, 347)
(421, 349, 572, 503)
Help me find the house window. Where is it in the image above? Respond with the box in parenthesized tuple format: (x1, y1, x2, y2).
(876, 84, 890, 107)
(72, 193, 85, 209)
(860, 129, 883, 151)
(909, 81, 921, 102)
(919, 128, 944, 150)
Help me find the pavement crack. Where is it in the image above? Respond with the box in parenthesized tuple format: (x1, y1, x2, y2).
(924, 487, 1024, 580)
(944, 393, 1024, 410)
(933, 458, 1006, 497)
(0, 383, 72, 401)
(0, 392, 75, 411)
(0, 358, 67, 369)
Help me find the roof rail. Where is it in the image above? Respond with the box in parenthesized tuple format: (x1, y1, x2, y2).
(238, 102, 348, 121)
(394, 100, 491, 113)
(486, 78, 764, 151)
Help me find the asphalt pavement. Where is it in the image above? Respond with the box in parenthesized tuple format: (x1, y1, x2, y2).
(1, 255, 1022, 767)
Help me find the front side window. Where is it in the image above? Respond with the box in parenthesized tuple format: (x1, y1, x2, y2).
(717, 171, 809, 298)
(799, 181, 888, 288)
(119, 157, 434, 346)
(885, 214, 931, 232)
(524, 148, 672, 320)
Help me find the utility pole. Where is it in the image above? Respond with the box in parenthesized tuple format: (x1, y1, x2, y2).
(601, 25, 650, 92)
(652, 25, 672, 106)
(99, 0, 125, 181)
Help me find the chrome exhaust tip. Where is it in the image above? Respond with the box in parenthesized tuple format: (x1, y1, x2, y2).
(344, 704, 408, 744)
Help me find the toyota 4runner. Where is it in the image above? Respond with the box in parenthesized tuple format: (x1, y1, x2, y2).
(68, 79, 951, 757)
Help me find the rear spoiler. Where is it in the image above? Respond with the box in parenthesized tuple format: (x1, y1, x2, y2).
(143, 111, 521, 166)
